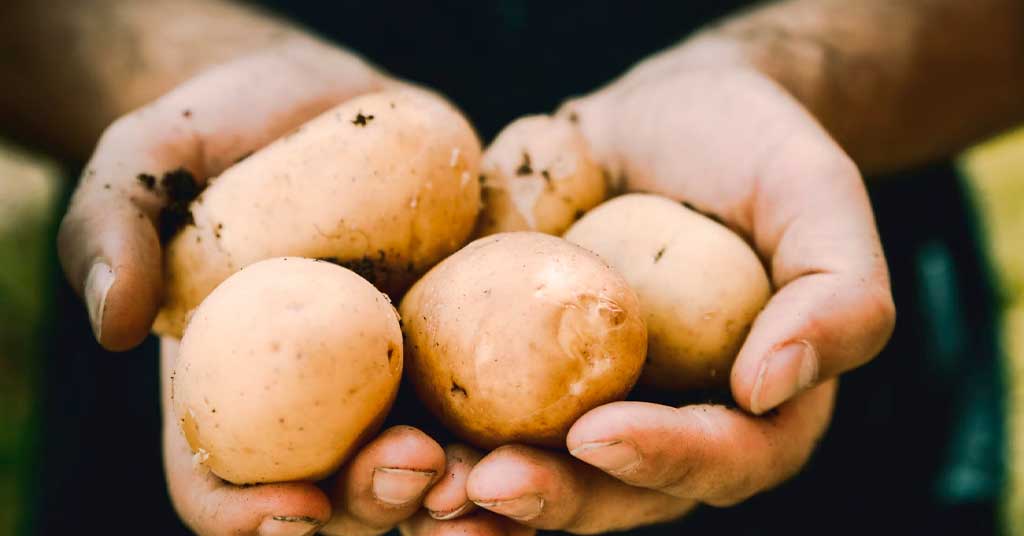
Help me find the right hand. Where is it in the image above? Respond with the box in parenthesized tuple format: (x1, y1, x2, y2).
(163, 337, 530, 536)
(59, 36, 526, 535)
(57, 35, 391, 351)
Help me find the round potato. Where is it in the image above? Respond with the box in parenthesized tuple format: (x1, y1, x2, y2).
(400, 232, 646, 449)
(154, 88, 482, 337)
(172, 257, 402, 484)
(565, 194, 771, 391)
(474, 115, 606, 237)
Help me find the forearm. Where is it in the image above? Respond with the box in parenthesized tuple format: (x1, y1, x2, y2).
(622, 0, 1024, 174)
(0, 0, 375, 160)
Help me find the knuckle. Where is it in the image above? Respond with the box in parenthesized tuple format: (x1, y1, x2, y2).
(868, 282, 897, 335)
(857, 280, 896, 358)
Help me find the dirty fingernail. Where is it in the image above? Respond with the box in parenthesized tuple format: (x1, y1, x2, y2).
(257, 515, 321, 536)
(570, 440, 641, 474)
(85, 262, 114, 342)
(750, 340, 819, 414)
(429, 501, 473, 520)
(372, 467, 435, 505)
(474, 495, 544, 521)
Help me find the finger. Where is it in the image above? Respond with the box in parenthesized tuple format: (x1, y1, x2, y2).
(467, 445, 693, 533)
(563, 74, 894, 414)
(567, 381, 836, 506)
(161, 338, 331, 536)
(401, 510, 536, 536)
(730, 135, 895, 414)
(320, 426, 446, 536)
(59, 38, 389, 350)
(423, 444, 482, 520)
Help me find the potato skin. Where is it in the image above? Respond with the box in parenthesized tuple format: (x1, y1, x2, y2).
(173, 257, 402, 484)
(155, 88, 481, 337)
(564, 194, 771, 391)
(400, 232, 646, 450)
(474, 115, 606, 237)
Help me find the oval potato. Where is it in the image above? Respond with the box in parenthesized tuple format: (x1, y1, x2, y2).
(474, 115, 605, 237)
(155, 88, 481, 337)
(173, 257, 402, 484)
(564, 194, 771, 391)
(400, 232, 646, 449)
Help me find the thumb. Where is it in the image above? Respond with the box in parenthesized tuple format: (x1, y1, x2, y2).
(57, 119, 180, 350)
(58, 37, 391, 351)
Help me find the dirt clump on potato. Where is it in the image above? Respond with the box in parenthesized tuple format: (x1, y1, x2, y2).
(154, 88, 482, 338)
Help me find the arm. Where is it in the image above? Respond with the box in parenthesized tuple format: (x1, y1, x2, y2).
(0, 0, 378, 160)
(629, 0, 1024, 174)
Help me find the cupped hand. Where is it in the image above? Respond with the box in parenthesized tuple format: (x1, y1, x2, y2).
(62, 35, 490, 535)
(464, 49, 893, 533)
(165, 335, 531, 536)
(57, 35, 392, 351)
(162, 338, 462, 536)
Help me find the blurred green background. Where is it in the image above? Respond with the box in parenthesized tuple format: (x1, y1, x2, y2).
(1, 129, 1023, 534)
(0, 140, 60, 536)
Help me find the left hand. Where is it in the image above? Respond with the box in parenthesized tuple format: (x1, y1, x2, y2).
(462, 382, 834, 532)
(439, 37, 892, 533)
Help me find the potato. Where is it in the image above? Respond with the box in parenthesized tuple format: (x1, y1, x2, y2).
(474, 115, 606, 237)
(565, 194, 771, 391)
(172, 257, 402, 484)
(400, 232, 646, 449)
(154, 88, 481, 337)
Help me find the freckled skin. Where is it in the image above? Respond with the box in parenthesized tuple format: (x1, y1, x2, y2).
(565, 194, 771, 391)
(400, 232, 647, 450)
(173, 258, 402, 484)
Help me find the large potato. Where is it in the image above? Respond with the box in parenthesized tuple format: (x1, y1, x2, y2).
(172, 257, 402, 484)
(154, 88, 481, 337)
(400, 232, 646, 449)
(474, 115, 605, 237)
(565, 194, 771, 391)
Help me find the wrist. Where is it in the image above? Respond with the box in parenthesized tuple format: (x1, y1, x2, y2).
(556, 32, 799, 191)
(679, 27, 832, 129)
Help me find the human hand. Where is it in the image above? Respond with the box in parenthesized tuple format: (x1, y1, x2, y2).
(458, 44, 893, 533)
(56, 35, 392, 351)
(58, 35, 485, 535)
(162, 338, 471, 536)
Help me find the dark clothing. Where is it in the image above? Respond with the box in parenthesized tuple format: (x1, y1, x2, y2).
(36, 2, 1004, 534)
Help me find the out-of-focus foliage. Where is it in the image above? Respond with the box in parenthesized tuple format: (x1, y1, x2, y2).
(0, 140, 60, 536)
(962, 127, 1024, 535)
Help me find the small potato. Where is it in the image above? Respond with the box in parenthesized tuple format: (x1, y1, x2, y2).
(565, 194, 771, 391)
(474, 115, 606, 237)
(400, 232, 646, 449)
(155, 88, 481, 337)
(172, 257, 402, 484)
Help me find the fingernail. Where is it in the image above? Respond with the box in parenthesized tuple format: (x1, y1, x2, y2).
(428, 501, 472, 520)
(474, 495, 544, 521)
(257, 515, 321, 536)
(569, 440, 641, 474)
(85, 262, 115, 342)
(372, 467, 435, 505)
(750, 340, 819, 414)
